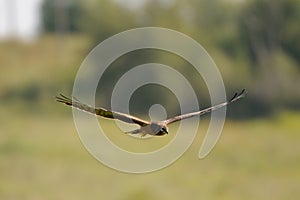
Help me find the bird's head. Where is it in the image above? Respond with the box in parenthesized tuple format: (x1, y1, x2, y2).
(150, 122, 168, 136)
(152, 123, 169, 136)
(161, 126, 168, 135)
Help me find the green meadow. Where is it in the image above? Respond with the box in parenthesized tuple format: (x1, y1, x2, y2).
(1, 107, 300, 199)
(1, 36, 300, 199)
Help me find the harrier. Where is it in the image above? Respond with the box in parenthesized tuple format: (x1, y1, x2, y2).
(56, 89, 246, 136)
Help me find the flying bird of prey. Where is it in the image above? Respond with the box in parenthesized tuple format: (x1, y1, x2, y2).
(56, 89, 246, 136)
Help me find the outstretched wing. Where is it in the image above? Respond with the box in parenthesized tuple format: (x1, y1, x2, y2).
(164, 89, 247, 125)
(56, 94, 150, 127)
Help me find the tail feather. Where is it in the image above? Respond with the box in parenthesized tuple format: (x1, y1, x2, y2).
(125, 129, 142, 134)
(125, 129, 149, 137)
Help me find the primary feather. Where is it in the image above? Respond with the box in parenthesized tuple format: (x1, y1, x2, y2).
(56, 94, 149, 126)
(56, 89, 247, 136)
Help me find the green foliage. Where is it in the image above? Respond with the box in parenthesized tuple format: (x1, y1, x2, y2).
(0, 35, 89, 113)
(79, 0, 137, 43)
(237, 0, 300, 64)
(38, 0, 300, 117)
(42, 0, 82, 33)
(1, 2, 300, 198)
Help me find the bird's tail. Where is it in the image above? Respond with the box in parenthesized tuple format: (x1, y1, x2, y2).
(125, 129, 142, 134)
(125, 129, 148, 137)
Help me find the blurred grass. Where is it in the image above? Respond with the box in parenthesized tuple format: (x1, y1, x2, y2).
(1, 107, 300, 199)
(0, 35, 88, 97)
(0, 36, 300, 199)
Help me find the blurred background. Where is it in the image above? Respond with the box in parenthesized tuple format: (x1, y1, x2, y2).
(0, 0, 299, 199)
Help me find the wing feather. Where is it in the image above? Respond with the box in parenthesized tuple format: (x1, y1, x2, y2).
(56, 94, 150, 126)
(164, 89, 247, 125)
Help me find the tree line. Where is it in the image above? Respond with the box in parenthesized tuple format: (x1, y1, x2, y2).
(42, 0, 300, 118)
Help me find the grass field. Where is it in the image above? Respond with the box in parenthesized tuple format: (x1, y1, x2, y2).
(1, 36, 300, 199)
(1, 107, 300, 199)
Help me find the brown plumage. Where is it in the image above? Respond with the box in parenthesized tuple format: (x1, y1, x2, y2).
(56, 89, 247, 136)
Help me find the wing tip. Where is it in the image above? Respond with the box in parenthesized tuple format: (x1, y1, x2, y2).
(229, 89, 247, 102)
(55, 93, 73, 106)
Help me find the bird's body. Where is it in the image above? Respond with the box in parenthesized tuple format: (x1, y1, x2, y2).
(56, 89, 246, 137)
(126, 121, 168, 136)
